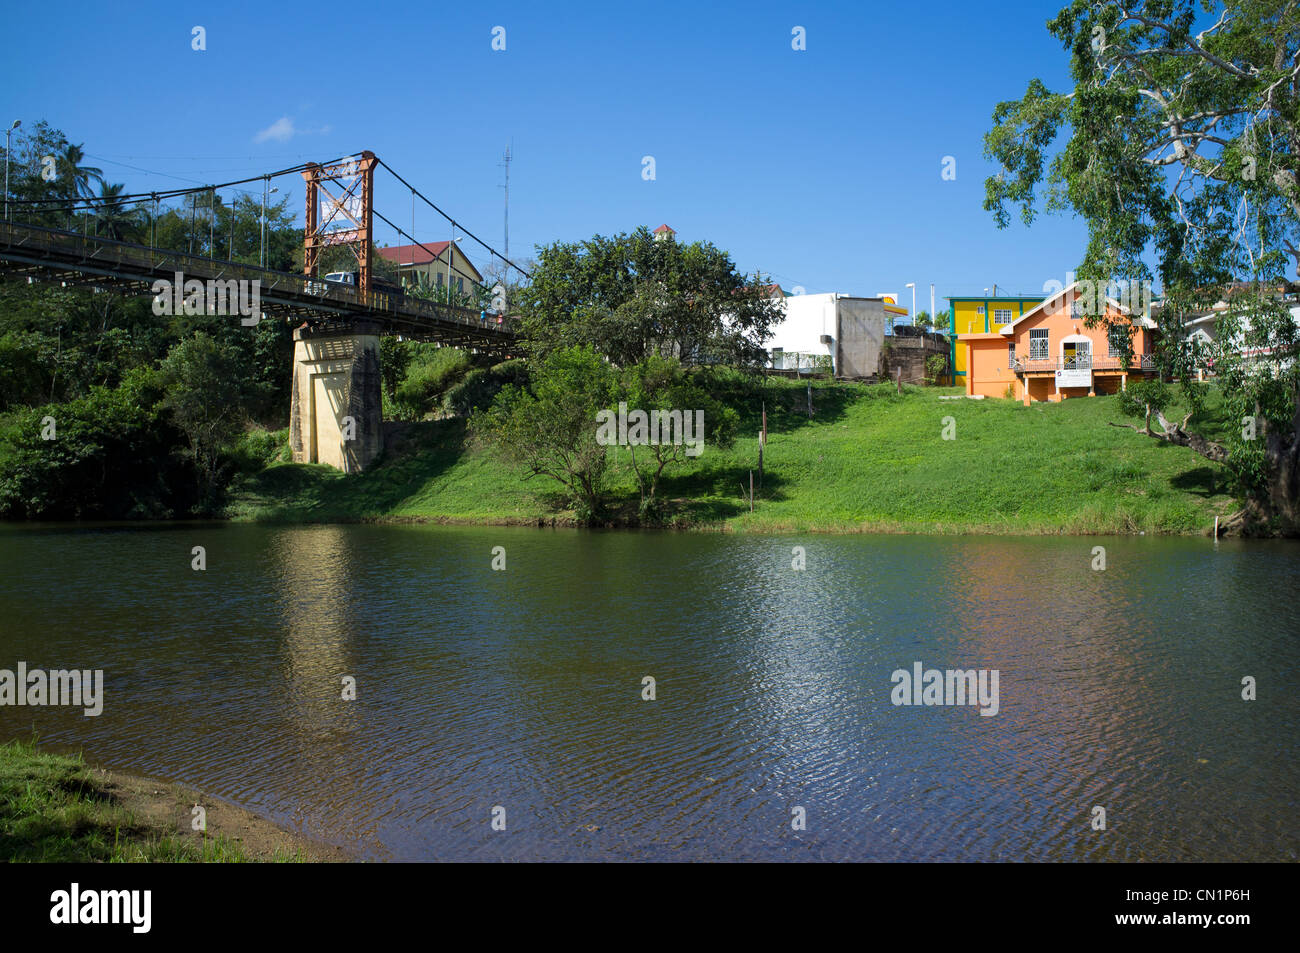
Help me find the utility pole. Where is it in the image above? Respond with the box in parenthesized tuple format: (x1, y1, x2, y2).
(260, 177, 267, 267)
(4, 118, 19, 221)
(502, 144, 511, 265)
(259, 178, 277, 268)
(499, 143, 511, 312)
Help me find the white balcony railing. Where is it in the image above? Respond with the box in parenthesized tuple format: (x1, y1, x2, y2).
(1012, 354, 1157, 373)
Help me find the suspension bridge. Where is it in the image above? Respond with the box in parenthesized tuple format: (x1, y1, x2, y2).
(0, 151, 527, 473)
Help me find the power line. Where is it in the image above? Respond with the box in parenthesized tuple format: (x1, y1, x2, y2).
(88, 151, 320, 161)
(86, 154, 276, 194)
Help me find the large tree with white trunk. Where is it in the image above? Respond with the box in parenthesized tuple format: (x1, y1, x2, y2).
(984, 0, 1300, 534)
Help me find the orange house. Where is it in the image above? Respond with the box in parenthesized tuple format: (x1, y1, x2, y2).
(958, 283, 1158, 405)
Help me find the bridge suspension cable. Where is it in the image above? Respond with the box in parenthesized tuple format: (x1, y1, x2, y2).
(2, 156, 352, 211)
(6, 150, 533, 287)
(371, 205, 491, 293)
(375, 158, 531, 280)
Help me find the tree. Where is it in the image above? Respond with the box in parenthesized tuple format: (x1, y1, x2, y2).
(158, 333, 249, 508)
(474, 345, 616, 522)
(316, 240, 400, 282)
(619, 354, 737, 520)
(913, 310, 952, 331)
(516, 227, 782, 369)
(983, 0, 1300, 534)
(480, 257, 535, 313)
(0, 367, 193, 520)
(93, 182, 140, 241)
(56, 143, 103, 201)
(5, 121, 75, 227)
(380, 337, 414, 414)
(406, 277, 477, 309)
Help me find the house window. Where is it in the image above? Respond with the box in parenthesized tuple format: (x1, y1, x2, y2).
(1029, 329, 1049, 360)
(1108, 325, 1128, 356)
(1008, 342, 1016, 368)
(994, 309, 1012, 325)
(976, 305, 985, 315)
(437, 272, 444, 287)
(771, 347, 784, 369)
(457, 277, 464, 293)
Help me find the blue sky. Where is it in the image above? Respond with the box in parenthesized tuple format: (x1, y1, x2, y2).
(1, 0, 1088, 310)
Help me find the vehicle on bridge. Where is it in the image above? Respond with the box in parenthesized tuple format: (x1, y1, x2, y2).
(324, 270, 405, 299)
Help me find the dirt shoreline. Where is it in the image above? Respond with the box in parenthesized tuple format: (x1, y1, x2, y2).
(88, 765, 355, 863)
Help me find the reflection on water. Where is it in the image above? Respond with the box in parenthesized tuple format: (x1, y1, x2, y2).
(0, 524, 1296, 861)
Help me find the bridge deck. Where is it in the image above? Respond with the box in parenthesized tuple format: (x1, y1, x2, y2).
(0, 221, 517, 354)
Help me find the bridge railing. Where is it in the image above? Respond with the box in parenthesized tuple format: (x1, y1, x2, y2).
(0, 220, 515, 336)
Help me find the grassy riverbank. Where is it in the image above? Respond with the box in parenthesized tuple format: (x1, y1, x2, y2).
(0, 738, 335, 862)
(226, 379, 1239, 535)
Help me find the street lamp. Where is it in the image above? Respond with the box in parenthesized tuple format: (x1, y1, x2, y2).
(260, 179, 278, 268)
(4, 119, 20, 222)
(445, 230, 464, 299)
(905, 281, 916, 327)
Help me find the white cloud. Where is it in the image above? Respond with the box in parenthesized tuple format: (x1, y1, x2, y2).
(254, 117, 296, 143)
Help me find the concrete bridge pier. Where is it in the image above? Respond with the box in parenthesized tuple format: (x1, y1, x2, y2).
(289, 321, 383, 473)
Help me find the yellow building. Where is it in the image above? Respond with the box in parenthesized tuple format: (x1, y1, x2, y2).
(946, 294, 1044, 384)
(377, 240, 484, 295)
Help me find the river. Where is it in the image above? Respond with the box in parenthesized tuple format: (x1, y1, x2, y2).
(1, 523, 1296, 861)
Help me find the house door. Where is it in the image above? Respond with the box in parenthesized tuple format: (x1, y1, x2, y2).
(1064, 340, 1091, 369)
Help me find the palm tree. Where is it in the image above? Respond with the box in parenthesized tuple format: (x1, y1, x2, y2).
(94, 182, 138, 241)
(57, 143, 103, 200)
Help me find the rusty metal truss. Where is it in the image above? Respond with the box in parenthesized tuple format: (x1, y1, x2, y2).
(302, 152, 376, 294)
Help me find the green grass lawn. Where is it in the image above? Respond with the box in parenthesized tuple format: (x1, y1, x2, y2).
(226, 379, 1238, 535)
(0, 738, 291, 862)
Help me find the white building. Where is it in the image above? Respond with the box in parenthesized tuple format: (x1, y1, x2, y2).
(767, 292, 838, 371)
(1183, 295, 1300, 377)
(767, 292, 905, 377)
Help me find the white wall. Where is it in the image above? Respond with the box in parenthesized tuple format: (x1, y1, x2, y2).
(767, 293, 840, 370)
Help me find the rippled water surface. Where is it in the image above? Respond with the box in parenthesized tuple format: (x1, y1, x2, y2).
(1, 523, 1296, 861)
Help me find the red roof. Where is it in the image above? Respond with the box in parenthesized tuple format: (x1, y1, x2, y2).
(378, 241, 452, 265)
(653, 224, 675, 234)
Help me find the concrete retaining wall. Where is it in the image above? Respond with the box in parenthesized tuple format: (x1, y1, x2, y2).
(879, 335, 951, 384)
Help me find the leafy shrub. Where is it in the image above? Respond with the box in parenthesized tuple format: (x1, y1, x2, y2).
(444, 358, 530, 417)
(0, 366, 195, 519)
(226, 427, 289, 474)
(394, 346, 472, 419)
